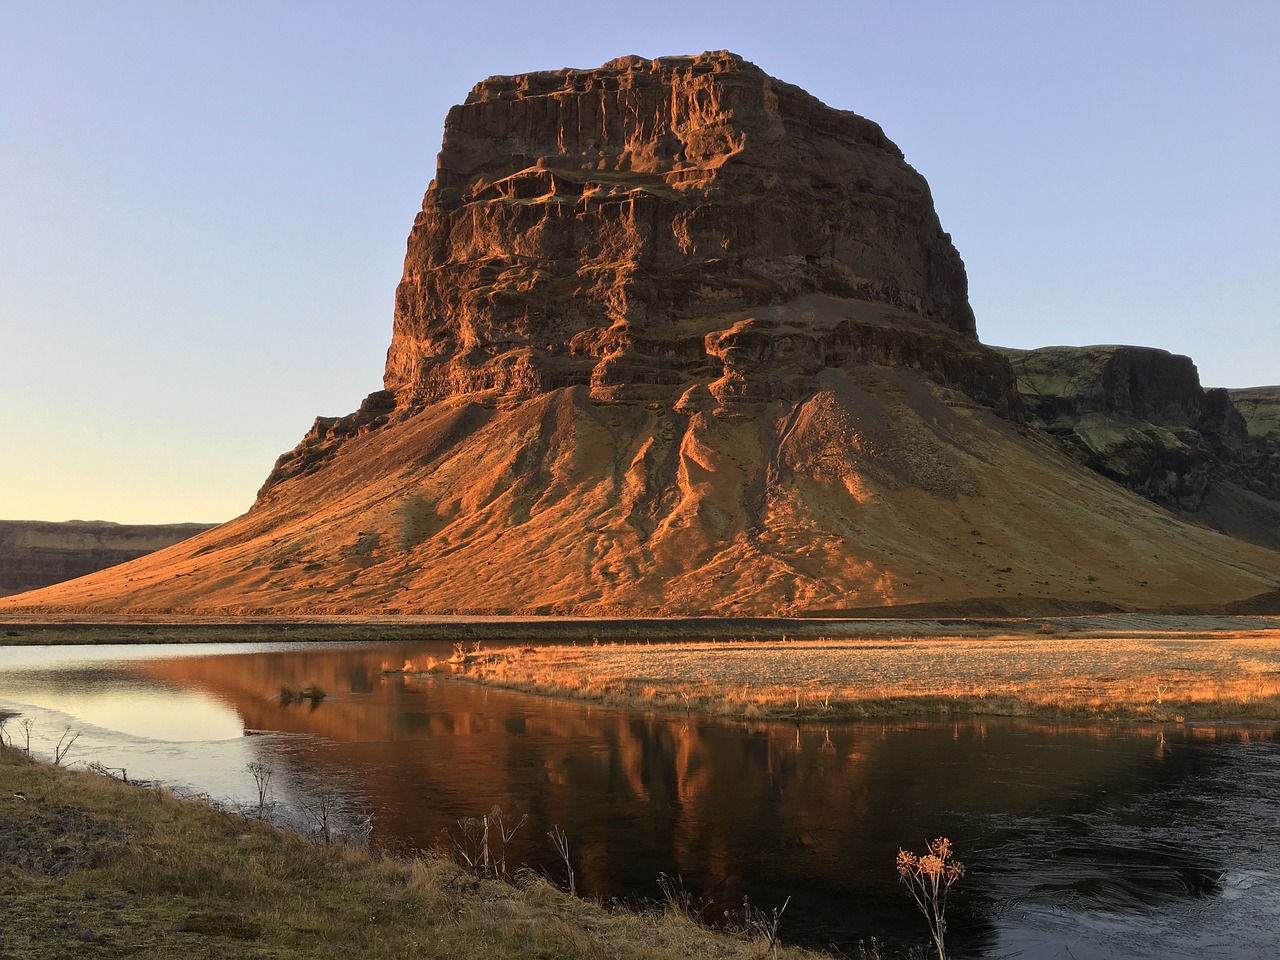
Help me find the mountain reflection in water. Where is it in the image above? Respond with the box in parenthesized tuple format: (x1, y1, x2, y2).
(3, 641, 1279, 959)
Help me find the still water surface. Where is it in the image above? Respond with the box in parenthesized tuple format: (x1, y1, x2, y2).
(2, 640, 1278, 959)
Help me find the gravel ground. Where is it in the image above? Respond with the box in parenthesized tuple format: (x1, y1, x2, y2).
(0, 796, 127, 878)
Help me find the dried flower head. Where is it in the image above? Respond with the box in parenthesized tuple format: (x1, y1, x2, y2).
(896, 836, 965, 959)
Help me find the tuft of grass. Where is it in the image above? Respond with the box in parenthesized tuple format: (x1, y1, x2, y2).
(278, 684, 326, 705)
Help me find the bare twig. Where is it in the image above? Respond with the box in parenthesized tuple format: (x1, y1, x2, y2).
(86, 761, 129, 782)
(248, 761, 274, 819)
(442, 805, 527, 881)
(298, 787, 340, 845)
(53, 728, 80, 766)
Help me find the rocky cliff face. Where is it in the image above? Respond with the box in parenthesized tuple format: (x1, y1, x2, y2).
(1002, 346, 1280, 549)
(383, 51, 982, 406)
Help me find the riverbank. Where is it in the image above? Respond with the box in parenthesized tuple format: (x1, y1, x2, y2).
(416, 631, 1280, 722)
(1, 612, 1277, 647)
(0, 743, 835, 960)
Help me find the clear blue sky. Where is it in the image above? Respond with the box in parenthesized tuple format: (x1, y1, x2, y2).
(2, 1, 1277, 524)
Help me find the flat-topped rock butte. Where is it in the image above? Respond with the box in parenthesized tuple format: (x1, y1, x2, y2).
(4, 51, 1278, 616)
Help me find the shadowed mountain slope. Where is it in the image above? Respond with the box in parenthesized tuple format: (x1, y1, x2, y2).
(5, 53, 1278, 616)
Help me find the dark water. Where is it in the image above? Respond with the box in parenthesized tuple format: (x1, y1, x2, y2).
(2, 640, 1278, 959)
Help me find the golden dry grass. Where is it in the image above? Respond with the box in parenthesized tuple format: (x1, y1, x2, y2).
(414, 632, 1280, 722)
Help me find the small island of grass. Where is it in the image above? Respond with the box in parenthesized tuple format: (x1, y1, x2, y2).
(404, 628, 1280, 723)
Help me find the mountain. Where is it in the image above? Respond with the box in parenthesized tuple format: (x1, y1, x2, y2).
(4, 52, 1278, 616)
(0, 520, 215, 598)
(1001, 347, 1280, 552)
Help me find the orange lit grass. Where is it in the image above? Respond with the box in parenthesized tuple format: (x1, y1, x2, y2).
(400, 635, 1280, 722)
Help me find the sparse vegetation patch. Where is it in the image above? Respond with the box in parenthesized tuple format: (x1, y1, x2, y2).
(407, 633, 1280, 722)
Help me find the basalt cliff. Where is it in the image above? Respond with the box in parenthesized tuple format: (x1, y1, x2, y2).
(5, 52, 1279, 616)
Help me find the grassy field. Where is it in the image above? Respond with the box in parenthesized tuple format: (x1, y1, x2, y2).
(416, 631, 1280, 722)
(0, 743, 844, 960)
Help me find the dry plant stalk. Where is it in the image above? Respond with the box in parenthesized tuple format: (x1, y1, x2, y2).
(896, 837, 964, 960)
(548, 824, 575, 896)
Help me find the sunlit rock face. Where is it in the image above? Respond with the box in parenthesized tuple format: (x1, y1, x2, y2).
(383, 51, 986, 409)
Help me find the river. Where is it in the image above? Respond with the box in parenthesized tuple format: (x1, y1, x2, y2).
(1, 639, 1277, 959)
